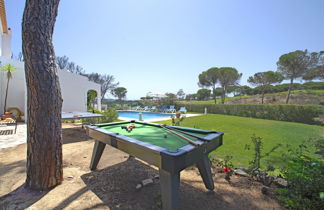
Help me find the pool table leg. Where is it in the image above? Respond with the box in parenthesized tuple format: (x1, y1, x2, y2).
(90, 140, 106, 170)
(196, 154, 214, 191)
(159, 169, 180, 210)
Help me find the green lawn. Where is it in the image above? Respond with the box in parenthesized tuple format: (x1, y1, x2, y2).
(158, 114, 323, 169)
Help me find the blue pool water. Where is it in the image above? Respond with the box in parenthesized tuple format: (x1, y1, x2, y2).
(117, 111, 174, 120)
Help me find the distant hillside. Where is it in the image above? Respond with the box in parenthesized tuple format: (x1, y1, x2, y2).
(226, 90, 324, 105)
(179, 90, 324, 105)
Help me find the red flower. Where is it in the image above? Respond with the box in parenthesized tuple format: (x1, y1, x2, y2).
(223, 168, 230, 173)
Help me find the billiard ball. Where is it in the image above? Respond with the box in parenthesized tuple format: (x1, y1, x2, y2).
(164, 134, 167, 138)
(128, 125, 134, 130)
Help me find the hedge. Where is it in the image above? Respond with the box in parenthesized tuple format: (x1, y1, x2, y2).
(176, 103, 324, 124)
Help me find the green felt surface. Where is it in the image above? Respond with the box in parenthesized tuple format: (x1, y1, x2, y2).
(99, 122, 208, 152)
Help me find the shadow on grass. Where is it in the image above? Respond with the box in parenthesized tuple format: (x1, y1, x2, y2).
(79, 158, 265, 210)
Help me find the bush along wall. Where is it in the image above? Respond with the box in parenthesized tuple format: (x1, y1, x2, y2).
(176, 103, 324, 124)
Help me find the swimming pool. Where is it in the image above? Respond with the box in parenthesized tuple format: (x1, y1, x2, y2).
(117, 110, 174, 120)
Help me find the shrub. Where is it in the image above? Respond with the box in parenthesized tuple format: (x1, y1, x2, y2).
(176, 103, 324, 124)
(157, 97, 176, 107)
(276, 156, 324, 209)
(139, 100, 160, 107)
(313, 138, 324, 159)
(275, 141, 324, 209)
(82, 108, 118, 124)
(210, 155, 234, 183)
(99, 108, 119, 123)
(102, 100, 139, 109)
(245, 135, 281, 173)
(170, 112, 186, 126)
(302, 82, 324, 90)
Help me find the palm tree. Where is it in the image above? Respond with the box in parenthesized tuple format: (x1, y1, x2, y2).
(1, 64, 17, 113)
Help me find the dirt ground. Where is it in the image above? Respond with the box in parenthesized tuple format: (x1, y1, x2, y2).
(0, 124, 283, 210)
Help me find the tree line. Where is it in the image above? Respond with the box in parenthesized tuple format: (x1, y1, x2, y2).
(56, 55, 127, 101)
(185, 82, 324, 102)
(15, 53, 128, 101)
(194, 50, 323, 104)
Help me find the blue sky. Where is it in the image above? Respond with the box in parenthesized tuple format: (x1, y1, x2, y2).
(7, 0, 324, 99)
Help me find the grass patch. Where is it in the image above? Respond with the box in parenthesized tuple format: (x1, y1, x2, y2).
(157, 114, 323, 169)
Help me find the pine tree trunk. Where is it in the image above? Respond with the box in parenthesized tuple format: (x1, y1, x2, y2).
(261, 91, 265, 104)
(286, 78, 293, 104)
(22, 0, 63, 190)
(212, 87, 217, 104)
(221, 87, 226, 104)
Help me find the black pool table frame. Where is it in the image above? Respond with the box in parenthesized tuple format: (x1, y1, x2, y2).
(86, 121, 223, 210)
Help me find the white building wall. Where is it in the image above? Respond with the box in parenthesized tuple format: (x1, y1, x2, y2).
(0, 22, 3, 57)
(0, 57, 25, 119)
(58, 69, 101, 112)
(1, 29, 11, 59)
(0, 57, 101, 120)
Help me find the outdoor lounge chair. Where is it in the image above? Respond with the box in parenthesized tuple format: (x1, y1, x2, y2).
(0, 117, 17, 135)
(178, 107, 187, 113)
(150, 106, 157, 112)
(134, 105, 142, 110)
(160, 105, 167, 112)
(167, 105, 176, 113)
(143, 106, 150, 111)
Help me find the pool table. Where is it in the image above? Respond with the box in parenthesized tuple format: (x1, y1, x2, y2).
(86, 121, 223, 210)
